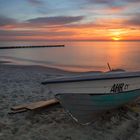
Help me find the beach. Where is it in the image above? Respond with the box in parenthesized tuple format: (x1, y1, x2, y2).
(0, 62, 140, 140)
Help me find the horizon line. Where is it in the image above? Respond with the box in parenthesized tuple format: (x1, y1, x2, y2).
(0, 39, 140, 42)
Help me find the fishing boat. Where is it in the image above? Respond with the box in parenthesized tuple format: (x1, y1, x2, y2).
(42, 71, 140, 125)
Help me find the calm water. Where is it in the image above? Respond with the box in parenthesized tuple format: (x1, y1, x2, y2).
(0, 41, 140, 72)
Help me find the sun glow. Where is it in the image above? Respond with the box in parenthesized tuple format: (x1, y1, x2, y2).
(110, 30, 123, 41)
(112, 37, 121, 41)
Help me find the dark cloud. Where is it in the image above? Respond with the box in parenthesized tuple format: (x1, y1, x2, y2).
(0, 30, 74, 37)
(125, 14, 140, 27)
(86, 0, 121, 6)
(87, 0, 140, 4)
(0, 16, 17, 26)
(85, 0, 136, 8)
(125, 0, 140, 2)
(27, 16, 84, 25)
(88, 0, 112, 4)
(27, 0, 44, 6)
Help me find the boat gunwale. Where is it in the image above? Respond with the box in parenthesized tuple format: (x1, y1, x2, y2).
(42, 73, 140, 84)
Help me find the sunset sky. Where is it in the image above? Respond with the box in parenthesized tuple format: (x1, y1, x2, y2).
(0, 0, 140, 41)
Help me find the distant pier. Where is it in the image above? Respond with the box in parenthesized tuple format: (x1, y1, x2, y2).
(0, 45, 65, 49)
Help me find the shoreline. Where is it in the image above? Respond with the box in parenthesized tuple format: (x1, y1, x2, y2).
(0, 62, 140, 140)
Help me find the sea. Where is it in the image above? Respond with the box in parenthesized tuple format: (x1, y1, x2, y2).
(0, 41, 140, 72)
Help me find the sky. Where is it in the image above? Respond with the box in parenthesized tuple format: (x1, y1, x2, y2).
(0, 0, 140, 41)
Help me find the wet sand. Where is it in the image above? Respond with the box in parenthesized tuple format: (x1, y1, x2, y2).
(0, 63, 140, 140)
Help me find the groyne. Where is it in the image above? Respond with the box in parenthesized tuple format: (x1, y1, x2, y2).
(0, 45, 65, 49)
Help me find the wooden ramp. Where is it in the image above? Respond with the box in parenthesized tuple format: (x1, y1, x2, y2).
(9, 98, 59, 114)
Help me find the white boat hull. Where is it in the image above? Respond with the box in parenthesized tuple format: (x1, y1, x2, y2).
(42, 71, 140, 124)
(48, 77, 139, 95)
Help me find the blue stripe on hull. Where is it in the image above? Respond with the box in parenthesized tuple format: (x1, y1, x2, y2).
(90, 89, 140, 108)
(56, 89, 140, 124)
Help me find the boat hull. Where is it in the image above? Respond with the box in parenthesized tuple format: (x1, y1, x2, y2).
(42, 71, 140, 124)
(56, 89, 140, 124)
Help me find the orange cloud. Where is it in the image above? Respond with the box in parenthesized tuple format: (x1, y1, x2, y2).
(0, 15, 140, 41)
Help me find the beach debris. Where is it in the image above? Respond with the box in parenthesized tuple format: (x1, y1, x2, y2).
(9, 98, 59, 114)
(125, 105, 140, 112)
(125, 100, 140, 112)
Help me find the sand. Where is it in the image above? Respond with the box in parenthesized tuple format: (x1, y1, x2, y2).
(0, 62, 140, 140)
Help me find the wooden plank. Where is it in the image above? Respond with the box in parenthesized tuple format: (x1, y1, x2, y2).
(11, 104, 28, 111)
(25, 99, 59, 110)
(11, 98, 59, 111)
(8, 108, 27, 114)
